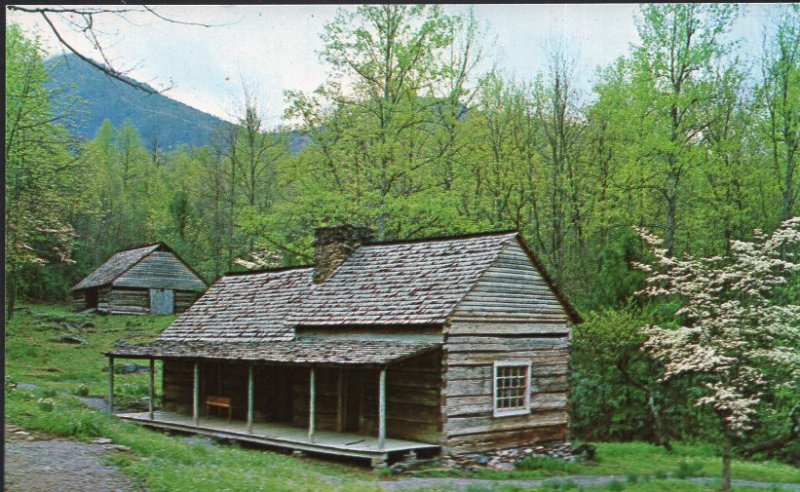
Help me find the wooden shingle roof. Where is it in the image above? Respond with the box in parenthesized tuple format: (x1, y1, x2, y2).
(158, 267, 314, 342)
(107, 339, 440, 366)
(292, 232, 519, 326)
(73, 244, 161, 291)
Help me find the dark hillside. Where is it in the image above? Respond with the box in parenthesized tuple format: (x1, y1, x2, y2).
(44, 54, 232, 149)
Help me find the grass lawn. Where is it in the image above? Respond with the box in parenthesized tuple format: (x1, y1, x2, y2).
(5, 303, 378, 491)
(411, 441, 800, 485)
(5, 303, 799, 491)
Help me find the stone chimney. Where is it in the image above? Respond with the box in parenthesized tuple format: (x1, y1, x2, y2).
(313, 224, 374, 283)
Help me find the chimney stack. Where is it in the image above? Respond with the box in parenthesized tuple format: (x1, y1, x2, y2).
(313, 224, 374, 283)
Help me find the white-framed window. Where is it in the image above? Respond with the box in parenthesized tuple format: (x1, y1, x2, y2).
(493, 360, 532, 417)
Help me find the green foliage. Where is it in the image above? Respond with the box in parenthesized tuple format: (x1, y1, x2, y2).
(516, 456, 580, 474)
(672, 460, 705, 480)
(570, 303, 717, 444)
(5, 24, 87, 316)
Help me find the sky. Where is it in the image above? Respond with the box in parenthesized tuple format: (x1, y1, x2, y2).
(6, 4, 782, 127)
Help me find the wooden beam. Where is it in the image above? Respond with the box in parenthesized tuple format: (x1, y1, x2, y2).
(308, 367, 316, 442)
(336, 368, 345, 432)
(193, 361, 200, 426)
(107, 356, 114, 415)
(378, 366, 387, 451)
(149, 358, 155, 420)
(247, 364, 254, 433)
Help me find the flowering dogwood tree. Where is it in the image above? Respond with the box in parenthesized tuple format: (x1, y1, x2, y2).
(634, 217, 800, 491)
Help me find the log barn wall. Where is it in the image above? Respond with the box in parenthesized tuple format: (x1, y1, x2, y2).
(72, 291, 86, 311)
(82, 287, 197, 315)
(174, 291, 198, 314)
(109, 288, 150, 315)
(443, 240, 571, 453)
(96, 286, 112, 314)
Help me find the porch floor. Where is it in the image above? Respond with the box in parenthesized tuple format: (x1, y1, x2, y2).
(117, 410, 439, 462)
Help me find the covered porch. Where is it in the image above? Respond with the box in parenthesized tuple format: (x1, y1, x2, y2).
(105, 339, 442, 467)
(117, 410, 438, 462)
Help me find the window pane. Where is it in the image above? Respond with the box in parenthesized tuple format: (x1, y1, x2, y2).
(495, 364, 529, 413)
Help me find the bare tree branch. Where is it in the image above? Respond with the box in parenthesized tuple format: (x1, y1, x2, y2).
(7, 4, 231, 94)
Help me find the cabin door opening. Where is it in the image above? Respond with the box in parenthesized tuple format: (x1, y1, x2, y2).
(149, 288, 174, 314)
(85, 289, 98, 309)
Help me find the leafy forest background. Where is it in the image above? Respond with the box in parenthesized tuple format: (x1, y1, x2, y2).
(6, 4, 799, 463)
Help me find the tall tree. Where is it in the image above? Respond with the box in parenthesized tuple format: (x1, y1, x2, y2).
(5, 24, 84, 318)
(285, 5, 483, 240)
(759, 5, 800, 225)
(629, 4, 739, 256)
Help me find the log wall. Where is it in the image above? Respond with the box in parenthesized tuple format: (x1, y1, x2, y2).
(442, 240, 571, 453)
(174, 291, 198, 314)
(72, 291, 86, 312)
(96, 286, 112, 314)
(162, 359, 194, 413)
(108, 288, 150, 315)
(291, 351, 442, 444)
(162, 360, 293, 421)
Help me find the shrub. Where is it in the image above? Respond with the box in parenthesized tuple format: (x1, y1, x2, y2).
(606, 480, 625, 491)
(672, 460, 704, 479)
(75, 384, 90, 397)
(37, 397, 55, 412)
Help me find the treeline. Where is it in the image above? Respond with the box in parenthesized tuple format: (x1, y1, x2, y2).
(5, 5, 799, 458)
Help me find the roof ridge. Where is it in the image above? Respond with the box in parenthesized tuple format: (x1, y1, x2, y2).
(361, 230, 518, 247)
(115, 242, 163, 253)
(223, 265, 314, 277)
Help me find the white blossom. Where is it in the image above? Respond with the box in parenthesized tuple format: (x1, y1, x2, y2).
(635, 217, 800, 436)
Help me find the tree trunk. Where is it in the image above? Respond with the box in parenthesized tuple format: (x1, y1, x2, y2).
(721, 431, 732, 492)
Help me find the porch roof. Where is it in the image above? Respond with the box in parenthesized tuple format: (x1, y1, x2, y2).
(105, 339, 440, 366)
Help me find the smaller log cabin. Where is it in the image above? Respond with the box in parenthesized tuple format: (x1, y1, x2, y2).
(72, 243, 207, 315)
(106, 226, 581, 467)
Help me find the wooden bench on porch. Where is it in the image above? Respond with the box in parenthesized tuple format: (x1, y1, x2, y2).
(205, 395, 232, 422)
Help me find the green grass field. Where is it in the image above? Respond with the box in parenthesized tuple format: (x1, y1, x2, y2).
(5, 304, 799, 491)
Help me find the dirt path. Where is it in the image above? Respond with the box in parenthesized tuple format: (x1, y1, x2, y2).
(380, 476, 800, 491)
(4, 423, 139, 492)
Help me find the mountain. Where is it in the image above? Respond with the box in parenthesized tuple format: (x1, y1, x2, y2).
(45, 54, 233, 149)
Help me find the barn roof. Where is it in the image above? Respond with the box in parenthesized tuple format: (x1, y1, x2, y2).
(158, 267, 313, 342)
(292, 232, 520, 326)
(107, 339, 440, 366)
(72, 243, 206, 292)
(73, 244, 162, 291)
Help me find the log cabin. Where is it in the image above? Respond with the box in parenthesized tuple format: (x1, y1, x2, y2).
(72, 243, 207, 315)
(106, 225, 581, 467)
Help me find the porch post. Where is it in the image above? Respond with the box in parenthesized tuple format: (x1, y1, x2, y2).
(378, 366, 387, 451)
(148, 357, 155, 420)
(247, 363, 254, 433)
(308, 366, 316, 442)
(193, 361, 200, 426)
(107, 356, 114, 415)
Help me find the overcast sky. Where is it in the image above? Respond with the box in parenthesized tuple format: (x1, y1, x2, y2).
(7, 4, 780, 127)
